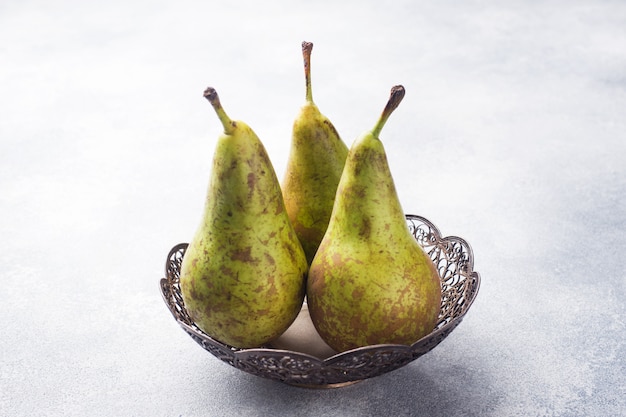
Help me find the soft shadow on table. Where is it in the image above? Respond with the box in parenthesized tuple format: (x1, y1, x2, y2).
(217, 346, 501, 417)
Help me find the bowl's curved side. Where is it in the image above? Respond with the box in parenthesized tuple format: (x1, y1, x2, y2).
(159, 215, 480, 387)
(407, 215, 481, 330)
(159, 243, 243, 362)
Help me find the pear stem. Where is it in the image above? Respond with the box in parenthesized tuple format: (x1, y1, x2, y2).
(371, 85, 406, 138)
(203, 87, 236, 135)
(302, 41, 314, 103)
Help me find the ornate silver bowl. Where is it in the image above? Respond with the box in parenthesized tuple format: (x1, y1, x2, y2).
(160, 214, 481, 388)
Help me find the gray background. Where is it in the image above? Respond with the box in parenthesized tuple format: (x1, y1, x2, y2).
(1, 0, 625, 416)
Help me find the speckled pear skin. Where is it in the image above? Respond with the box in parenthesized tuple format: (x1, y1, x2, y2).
(282, 41, 349, 265)
(307, 86, 442, 353)
(180, 88, 308, 349)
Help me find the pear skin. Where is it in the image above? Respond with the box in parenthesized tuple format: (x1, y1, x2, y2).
(307, 86, 442, 353)
(180, 87, 308, 349)
(282, 41, 349, 264)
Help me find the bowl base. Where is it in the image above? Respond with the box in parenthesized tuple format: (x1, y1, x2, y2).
(286, 379, 363, 389)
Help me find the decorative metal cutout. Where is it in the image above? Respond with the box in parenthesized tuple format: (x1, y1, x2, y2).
(160, 215, 481, 388)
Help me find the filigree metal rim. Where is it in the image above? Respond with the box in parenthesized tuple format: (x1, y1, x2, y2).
(159, 214, 481, 388)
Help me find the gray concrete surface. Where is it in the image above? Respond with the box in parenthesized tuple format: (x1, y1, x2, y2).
(1, 0, 625, 416)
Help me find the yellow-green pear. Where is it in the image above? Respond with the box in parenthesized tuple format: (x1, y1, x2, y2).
(307, 86, 442, 353)
(282, 41, 349, 264)
(179, 87, 308, 349)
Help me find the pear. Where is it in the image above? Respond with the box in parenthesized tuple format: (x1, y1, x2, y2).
(282, 41, 349, 264)
(307, 85, 442, 353)
(179, 87, 308, 349)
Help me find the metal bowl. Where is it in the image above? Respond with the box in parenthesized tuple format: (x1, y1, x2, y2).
(160, 214, 481, 388)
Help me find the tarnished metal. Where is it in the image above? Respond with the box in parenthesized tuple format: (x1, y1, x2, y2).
(160, 214, 481, 388)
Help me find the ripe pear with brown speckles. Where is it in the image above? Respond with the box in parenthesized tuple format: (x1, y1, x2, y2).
(307, 86, 442, 353)
(179, 87, 308, 349)
(282, 41, 349, 265)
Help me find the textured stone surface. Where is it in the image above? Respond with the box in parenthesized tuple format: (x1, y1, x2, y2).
(1, 1, 625, 416)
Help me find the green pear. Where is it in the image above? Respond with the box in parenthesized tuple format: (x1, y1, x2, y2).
(282, 41, 349, 264)
(307, 85, 442, 353)
(179, 87, 308, 349)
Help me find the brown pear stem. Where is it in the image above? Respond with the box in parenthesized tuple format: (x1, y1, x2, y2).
(302, 41, 314, 103)
(203, 86, 236, 135)
(371, 85, 405, 138)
